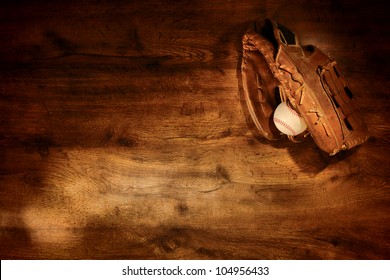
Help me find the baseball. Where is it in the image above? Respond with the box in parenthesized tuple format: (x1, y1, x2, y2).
(273, 102, 307, 136)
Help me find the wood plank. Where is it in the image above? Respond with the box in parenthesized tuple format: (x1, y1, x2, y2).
(0, 0, 389, 259)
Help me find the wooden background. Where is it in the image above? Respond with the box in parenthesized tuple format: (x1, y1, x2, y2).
(0, 0, 389, 259)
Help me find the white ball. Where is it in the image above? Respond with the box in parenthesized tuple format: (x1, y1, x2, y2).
(273, 102, 307, 136)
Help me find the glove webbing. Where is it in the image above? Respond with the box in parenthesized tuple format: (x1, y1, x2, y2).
(319, 60, 365, 143)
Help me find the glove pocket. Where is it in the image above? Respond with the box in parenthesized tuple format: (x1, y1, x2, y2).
(241, 50, 283, 140)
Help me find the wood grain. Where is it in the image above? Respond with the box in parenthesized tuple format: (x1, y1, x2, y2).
(0, 0, 389, 259)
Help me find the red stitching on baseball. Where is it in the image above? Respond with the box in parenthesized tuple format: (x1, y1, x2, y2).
(274, 118, 297, 135)
(286, 104, 300, 118)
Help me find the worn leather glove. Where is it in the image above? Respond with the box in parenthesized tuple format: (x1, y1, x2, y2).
(241, 18, 369, 155)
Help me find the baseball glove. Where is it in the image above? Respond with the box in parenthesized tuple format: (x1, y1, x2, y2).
(241, 18, 369, 155)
